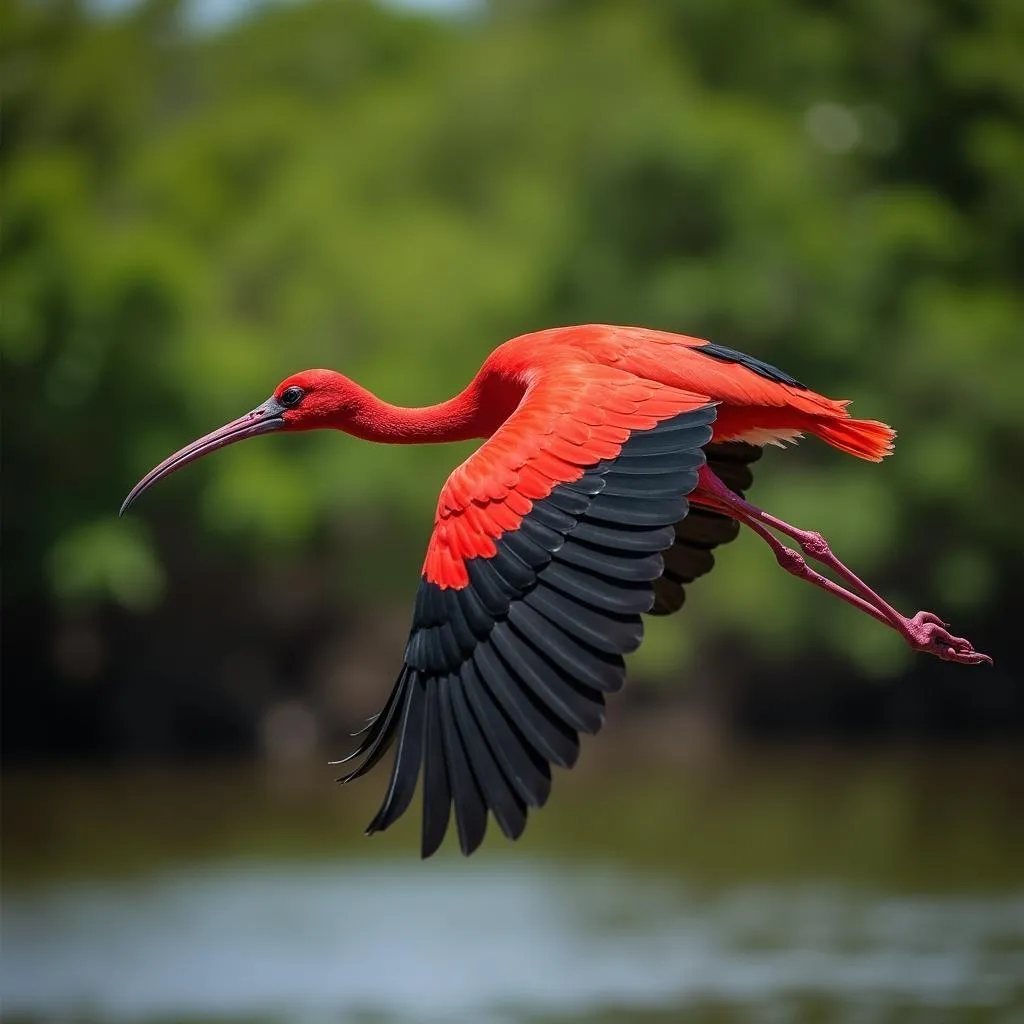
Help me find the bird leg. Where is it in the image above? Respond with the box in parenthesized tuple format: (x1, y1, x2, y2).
(694, 466, 992, 666)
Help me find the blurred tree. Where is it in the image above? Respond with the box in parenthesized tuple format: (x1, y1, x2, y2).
(2, 0, 1020, 760)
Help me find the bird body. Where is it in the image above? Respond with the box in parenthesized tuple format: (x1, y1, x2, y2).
(121, 324, 988, 858)
(410, 326, 895, 589)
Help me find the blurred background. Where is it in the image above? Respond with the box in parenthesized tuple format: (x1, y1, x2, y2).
(2, 0, 1023, 1021)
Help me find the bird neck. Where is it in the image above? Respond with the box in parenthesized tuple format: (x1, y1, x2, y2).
(343, 377, 516, 444)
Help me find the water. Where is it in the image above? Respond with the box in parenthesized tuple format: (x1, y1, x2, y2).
(4, 863, 1024, 1021)
(3, 748, 1023, 1023)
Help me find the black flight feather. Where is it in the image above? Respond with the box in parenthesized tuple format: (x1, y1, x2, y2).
(342, 403, 726, 854)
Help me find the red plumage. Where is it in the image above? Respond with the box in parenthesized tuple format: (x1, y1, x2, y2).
(422, 326, 893, 589)
(121, 324, 986, 859)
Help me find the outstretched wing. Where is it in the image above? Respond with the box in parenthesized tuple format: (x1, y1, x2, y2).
(651, 441, 763, 615)
(338, 379, 717, 857)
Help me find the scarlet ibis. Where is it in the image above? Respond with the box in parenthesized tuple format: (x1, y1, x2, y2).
(122, 325, 990, 856)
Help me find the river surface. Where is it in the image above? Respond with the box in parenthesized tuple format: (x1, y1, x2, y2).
(3, 746, 1023, 1023)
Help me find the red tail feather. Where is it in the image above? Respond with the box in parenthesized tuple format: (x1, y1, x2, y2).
(813, 416, 896, 462)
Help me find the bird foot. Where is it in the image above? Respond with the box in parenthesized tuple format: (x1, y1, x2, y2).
(901, 611, 992, 666)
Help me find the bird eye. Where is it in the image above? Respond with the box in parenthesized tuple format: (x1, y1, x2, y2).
(280, 386, 304, 408)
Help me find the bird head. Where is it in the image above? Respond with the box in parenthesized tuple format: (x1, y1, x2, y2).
(119, 369, 363, 516)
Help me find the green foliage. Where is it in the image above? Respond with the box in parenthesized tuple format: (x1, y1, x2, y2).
(3, 0, 1020, 678)
(48, 518, 165, 610)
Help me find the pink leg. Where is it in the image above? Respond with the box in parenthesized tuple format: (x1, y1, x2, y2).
(696, 467, 991, 666)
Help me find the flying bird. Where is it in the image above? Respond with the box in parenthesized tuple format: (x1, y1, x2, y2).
(121, 325, 990, 856)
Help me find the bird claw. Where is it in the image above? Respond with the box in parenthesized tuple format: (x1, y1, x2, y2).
(911, 610, 949, 629)
(905, 611, 992, 666)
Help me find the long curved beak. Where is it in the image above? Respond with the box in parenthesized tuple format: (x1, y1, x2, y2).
(119, 396, 287, 516)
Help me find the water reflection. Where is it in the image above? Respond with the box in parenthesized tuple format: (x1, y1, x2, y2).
(3, 750, 1023, 1023)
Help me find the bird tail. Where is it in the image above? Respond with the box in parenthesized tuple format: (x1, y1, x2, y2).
(812, 415, 896, 462)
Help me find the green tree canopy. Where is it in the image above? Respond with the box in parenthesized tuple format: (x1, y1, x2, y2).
(3, 0, 1020, 706)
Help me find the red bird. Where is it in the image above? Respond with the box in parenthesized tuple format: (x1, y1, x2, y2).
(122, 325, 990, 856)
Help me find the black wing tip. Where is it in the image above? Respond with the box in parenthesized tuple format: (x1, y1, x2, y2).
(331, 743, 372, 779)
(698, 342, 807, 390)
